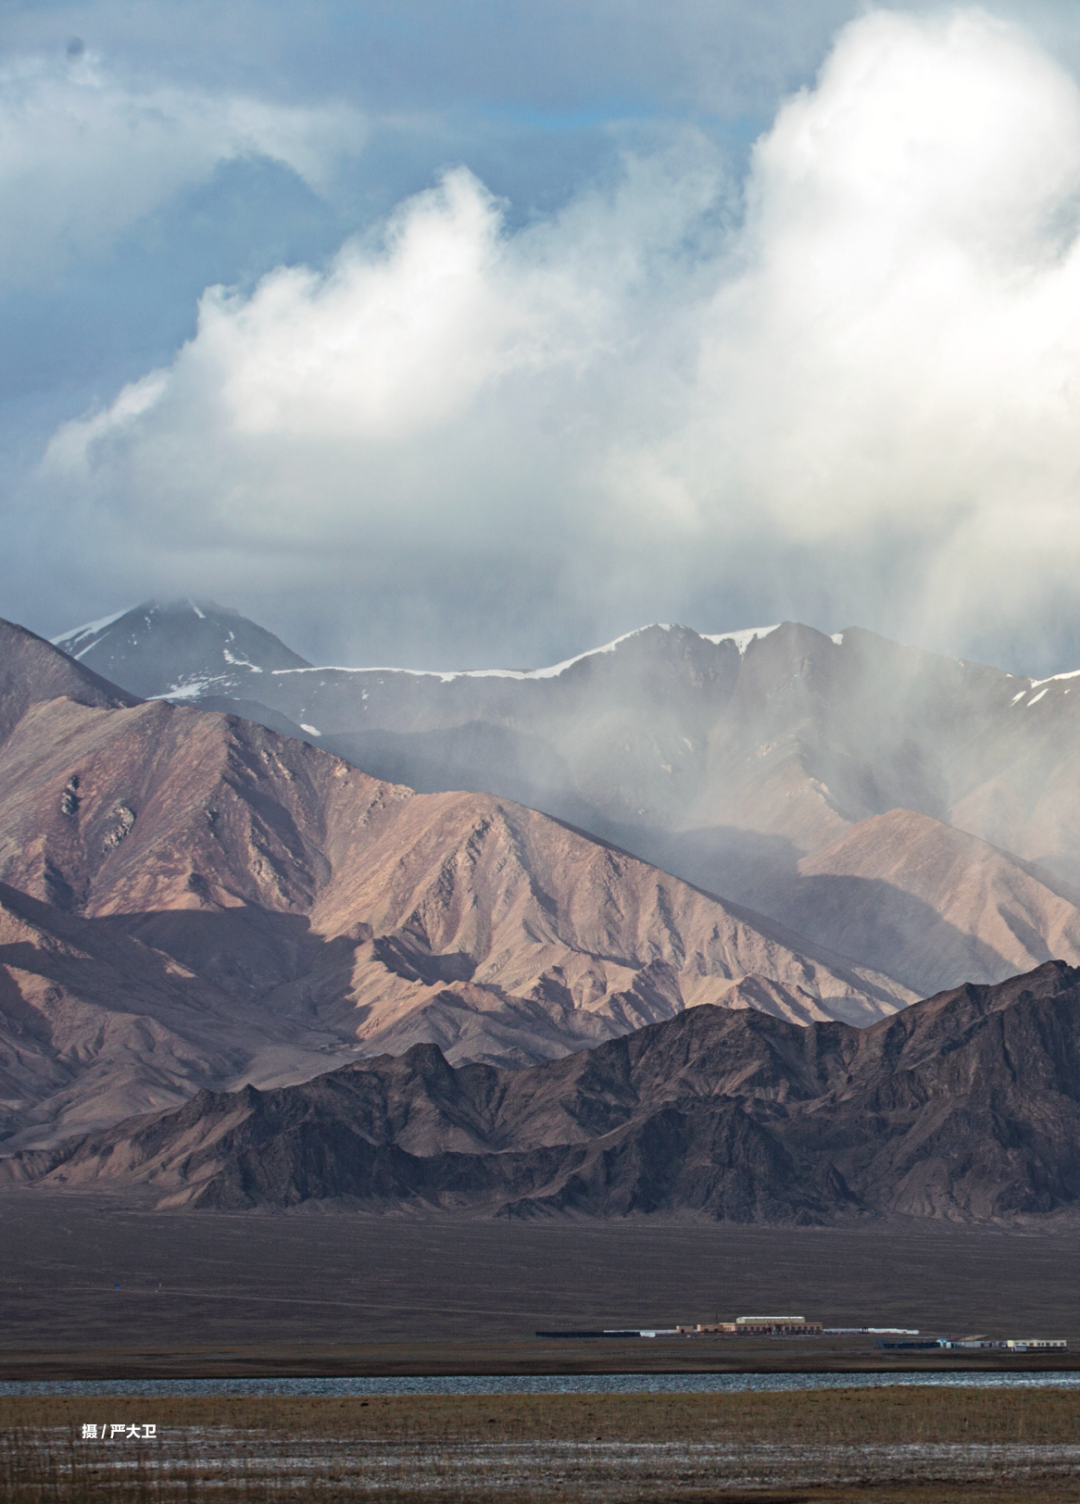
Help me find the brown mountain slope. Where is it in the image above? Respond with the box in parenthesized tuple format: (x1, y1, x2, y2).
(0, 880, 262, 1144)
(0, 624, 912, 1145)
(18, 960, 1080, 1224)
(745, 809, 1080, 996)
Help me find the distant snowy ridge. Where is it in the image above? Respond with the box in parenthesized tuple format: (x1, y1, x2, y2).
(270, 622, 785, 684)
(52, 611, 785, 684)
(1007, 665, 1080, 709)
(1031, 667, 1080, 688)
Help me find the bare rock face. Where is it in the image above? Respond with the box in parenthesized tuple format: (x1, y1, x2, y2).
(0, 880, 256, 1144)
(0, 620, 910, 1149)
(0, 617, 138, 748)
(19, 960, 1080, 1225)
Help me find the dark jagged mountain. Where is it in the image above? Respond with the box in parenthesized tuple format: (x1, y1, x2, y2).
(52, 600, 311, 704)
(14, 960, 1080, 1225)
(0, 618, 908, 1151)
(53, 605, 1080, 1000)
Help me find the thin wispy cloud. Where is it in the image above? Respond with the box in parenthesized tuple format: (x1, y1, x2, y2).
(0, 50, 365, 285)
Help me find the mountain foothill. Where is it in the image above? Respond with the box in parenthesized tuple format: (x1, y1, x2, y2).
(1, 600, 1079, 1223)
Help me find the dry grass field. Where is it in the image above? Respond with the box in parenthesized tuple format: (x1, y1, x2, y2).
(4, 1387, 1080, 1501)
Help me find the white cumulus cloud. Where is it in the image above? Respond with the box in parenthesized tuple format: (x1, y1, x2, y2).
(45, 144, 721, 557)
(38, 8, 1080, 663)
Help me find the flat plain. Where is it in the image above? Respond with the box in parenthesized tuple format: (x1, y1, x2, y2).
(2, 1191, 1079, 1378)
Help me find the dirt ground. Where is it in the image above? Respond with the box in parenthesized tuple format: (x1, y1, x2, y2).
(1, 1191, 1078, 1378)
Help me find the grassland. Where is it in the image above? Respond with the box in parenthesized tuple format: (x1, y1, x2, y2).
(4, 1387, 1080, 1501)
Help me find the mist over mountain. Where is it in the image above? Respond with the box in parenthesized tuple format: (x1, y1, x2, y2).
(0, 616, 907, 1152)
(16, 960, 1080, 1224)
(7, 597, 1080, 1230)
(12, 0, 1080, 1272)
(59, 601, 1080, 1004)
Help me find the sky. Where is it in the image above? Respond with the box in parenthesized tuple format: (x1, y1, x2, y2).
(7, 1, 1080, 673)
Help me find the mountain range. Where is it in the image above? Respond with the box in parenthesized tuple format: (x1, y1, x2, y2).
(0, 599, 1075, 1222)
(0, 617, 908, 1153)
(11, 960, 1080, 1224)
(55, 600, 1080, 1001)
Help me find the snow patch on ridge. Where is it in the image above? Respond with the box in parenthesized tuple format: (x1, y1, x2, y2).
(223, 648, 262, 671)
(701, 625, 782, 655)
(271, 624, 677, 683)
(151, 678, 219, 701)
(51, 607, 132, 657)
(1030, 667, 1080, 688)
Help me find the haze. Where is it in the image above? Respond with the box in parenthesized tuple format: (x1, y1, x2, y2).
(6, 1, 1080, 675)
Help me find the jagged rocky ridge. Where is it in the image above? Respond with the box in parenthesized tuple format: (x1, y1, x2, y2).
(0, 618, 909, 1150)
(14, 960, 1080, 1224)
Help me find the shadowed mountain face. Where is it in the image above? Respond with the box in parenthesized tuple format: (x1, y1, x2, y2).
(0, 619, 138, 745)
(16, 961, 1080, 1225)
(56, 605, 1080, 999)
(0, 618, 910, 1151)
(743, 809, 1080, 997)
